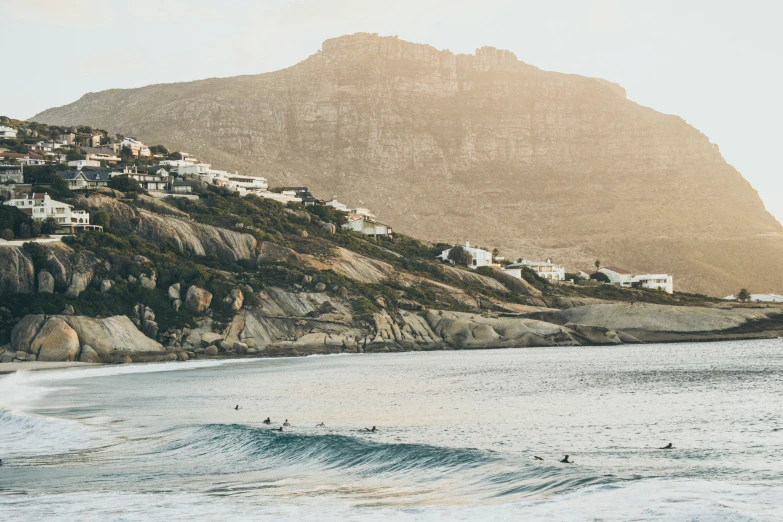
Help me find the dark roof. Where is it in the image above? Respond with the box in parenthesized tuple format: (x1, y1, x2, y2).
(172, 181, 191, 186)
(149, 165, 168, 174)
(57, 169, 112, 181)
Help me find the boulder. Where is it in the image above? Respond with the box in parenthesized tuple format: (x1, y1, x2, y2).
(140, 273, 156, 290)
(32, 317, 80, 362)
(78, 345, 102, 363)
(100, 279, 113, 293)
(185, 286, 213, 313)
(320, 222, 337, 234)
(11, 314, 45, 352)
(172, 299, 182, 312)
(219, 340, 232, 351)
(37, 270, 54, 294)
(398, 299, 425, 311)
(176, 351, 188, 361)
(233, 342, 248, 353)
(62, 304, 75, 316)
(142, 320, 159, 339)
(205, 345, 219, 356)
(302, 275, 313, 285)
(244, 338, 257, 349)
(127, 275, 137, 283)
(168, 284, 181, 301)
(296, 229, 308, 238)
(201, 332, 223, 346)
(132, 255, 151, 264)
(229, 288, 244, 311)
(314, 283, 327, 292)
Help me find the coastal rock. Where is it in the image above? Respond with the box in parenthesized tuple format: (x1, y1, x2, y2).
(65, 250, 98, 298)
(314, 283, 327, 292)
(200, 332, 223, 346)
(205, 346, 219, 356)
(37, 270, 54, 294)
(62, 304, 75, 316)
(78, 345, 102, 363)
(31, 317, 80, 362)
(319, 222, 337, 234)
(172, 299, 182, 312)
(398, 299, 425, 311)
(256, 241, 299, 264)
(185, 285, 212, 313)
(0, 246, 35, 296)
(140, 273, 156, 290)
(100, 279, 113, 293)
(10, 314, 45, 352)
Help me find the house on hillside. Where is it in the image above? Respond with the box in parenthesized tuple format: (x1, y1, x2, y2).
(58, 169, 112, 189)
(218, 174, 268, 195)
(120, 137, 151, 157)
(0, 151, 46, 165)
(342, 215, 392, 237)
(279, 187, 318, 205)
(324, 198, 348, 212)
(169, 180, 192, 194)
(502, 258, 566, 282)
(68, 160, 101, 169)
(631, 273, 674, 293)
(0, 165, 23, 184)
(0, 126, 17, 139)
(438, 241, 493, 269)
(256, 190, 302, 204)
(80, 146, 121, 164)
(3, 193, 100, 232)
(598, 267, 634, 287)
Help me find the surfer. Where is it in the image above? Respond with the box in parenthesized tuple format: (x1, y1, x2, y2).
(263, 417, 271, 424)
(316, 422, 325, 427)
(560, 455, 573, 463)
(364, 426, 378, 432)
(659, 443, 673, 449)
(534, 456, 544, 461)
(234, 405, 240, 411)
(283, 419, 290, 427)
(271, 427, 283, 432)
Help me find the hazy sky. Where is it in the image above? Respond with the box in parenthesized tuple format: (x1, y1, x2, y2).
(2, 0, 781, 223)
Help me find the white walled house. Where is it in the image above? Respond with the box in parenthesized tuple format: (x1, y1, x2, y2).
(218, 174, 269, 195)
(438, 241, 493, 269)
(120, 137, 151, 157)
(598, 267, 634, 287)
(256, 190, 302, 204)
(631, 273, 674, 294)
(502, 258, 566, 282)
(68, 159, 101, 169)
(324, 198, 348, 212)
(0, 126, 17, 139)
(0, 165, 23, 184)
(3, 193, 99, 231)
(81, 146, 121, 164)
(342, 215, 392, 237)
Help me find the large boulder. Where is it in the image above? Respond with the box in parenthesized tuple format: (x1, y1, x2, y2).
(168, 283, 181, 301)
(32, 317, 81, 361)
(60, 315, 164, 359)
(78, 345, 102, 363)
(37, 270, 55, 294)
(65, 250, 98, 298)
(11, 314, 46, 352)
(185, 286, 213, 314)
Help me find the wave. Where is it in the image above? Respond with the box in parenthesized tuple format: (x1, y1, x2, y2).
(0, 409, 98, 458)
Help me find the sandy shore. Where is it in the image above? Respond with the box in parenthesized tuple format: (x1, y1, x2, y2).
(0, 361, 102, 375)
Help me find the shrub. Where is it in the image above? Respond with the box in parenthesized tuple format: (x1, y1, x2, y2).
(0, 228, 13, 240)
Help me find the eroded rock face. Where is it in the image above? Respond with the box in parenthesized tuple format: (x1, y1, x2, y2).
(37, 270, 55, 294)
(185, 286, 213, 313)
(0, 246, 35, 296)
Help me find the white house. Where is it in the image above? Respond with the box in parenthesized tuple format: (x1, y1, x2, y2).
(58, 169, 112, 189)
(502, 258, 566, 282)
(631, 273, 674, 294)
(349, 207, 376, 218)
(342, 215, 392, 237)
(324, 198, 348, 212)
(438, 241, 493, 269)
(0, 165, 23, 184)
(120, 137, 151, 157)
(256, 190, 302, 204)
(3, 193, 98, 231)
(68, 160, 101, 169)
(175, 163, 213, 178)
(0, 126, 18, 139)
(219, 174, 268, 195)
(598, 267, 634, 287)
(81, 147, 121, 164)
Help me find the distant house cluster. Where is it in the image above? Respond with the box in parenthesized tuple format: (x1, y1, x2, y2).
(3, 193, 101, 233)
(579, 266, 674, 294)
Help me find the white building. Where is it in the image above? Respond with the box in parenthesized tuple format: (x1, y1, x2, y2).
(3, 193, 97, 230)
(502, 258, 566, 282)
(324, 198, 348, 212)
(598, 266, 674, 293)
(0, 165, 23, 184)
(598, 267, 634, 287)
(68, 160, 101, 169)
(81, 147, 121, 164)
(0, 126, 18, 139)
(631, 273, 674, 294)
(342, 215, 392, 237)
(256, 190, 302, 204)
(120, 137, 151, 157)
(438, 241, 493, 269)
(349, 207, 376, 218)
(218, 174, 268, 195)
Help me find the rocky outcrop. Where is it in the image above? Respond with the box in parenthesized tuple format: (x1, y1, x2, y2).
(65, 250, 98, 297)
(87, 195, 257, 263)
(37, 270, 54, 294)
(0, 246, 35, 296)
(11, 314, 164, 362)
(326, 247, 394, 284)
(185, 285, 213, 313)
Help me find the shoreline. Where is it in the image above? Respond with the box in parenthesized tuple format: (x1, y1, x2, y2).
(0, 361, 101, 375)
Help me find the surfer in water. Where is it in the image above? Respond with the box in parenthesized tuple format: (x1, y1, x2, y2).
(316, 422, 325, 427)
(534, 456, 544, 461)
(364, 426, 378, 432)
(659, 442, 673, 449)
(234, 405, 240, 411)
(283, 419, 291, 427)
(263, 417, 271, 424)
(560, 455, 573, 463)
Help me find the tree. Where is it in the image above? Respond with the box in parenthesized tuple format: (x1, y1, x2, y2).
(447, 245, 473, 266)
(737, 288, 750, 302)
(108, 175, 142, 193)
(120, 145, 134, 159)
(0, 228, 13, 241)
(594, 259, 601, 270)
(66, 150, 86, 161)
(40, 217, 59, 235)
(149, 144, 169, 155)
(492, 248, 500, 259)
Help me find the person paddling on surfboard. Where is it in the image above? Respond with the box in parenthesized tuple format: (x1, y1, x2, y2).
(659, 442, 673, 449)
(560, 455, 573, 463)
(363, 426, 378, 432)
(263, 417, 271, 424)
(534, 456, 544, 461)
(234, 405, 240, 411)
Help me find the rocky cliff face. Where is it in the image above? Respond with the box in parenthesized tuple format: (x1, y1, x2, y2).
(32, 33, 783, 295)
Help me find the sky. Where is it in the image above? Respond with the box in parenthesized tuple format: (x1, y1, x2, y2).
(1, 0, 781, 223)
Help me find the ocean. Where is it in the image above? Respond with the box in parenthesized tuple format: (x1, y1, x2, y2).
(1, 340, 782, 521)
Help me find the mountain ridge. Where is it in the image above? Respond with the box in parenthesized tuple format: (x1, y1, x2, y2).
(31, 32, 783, 295)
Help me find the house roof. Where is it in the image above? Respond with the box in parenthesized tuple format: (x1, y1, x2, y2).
(148, 165, 168, 174)
(600, 266, 632, 275)
(80, 146, 117, 156)
(57, 169, 112, 181)
(32, 193, 46, 200)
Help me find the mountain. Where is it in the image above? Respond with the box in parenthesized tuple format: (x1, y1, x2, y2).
(32, 32, 783, 295)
